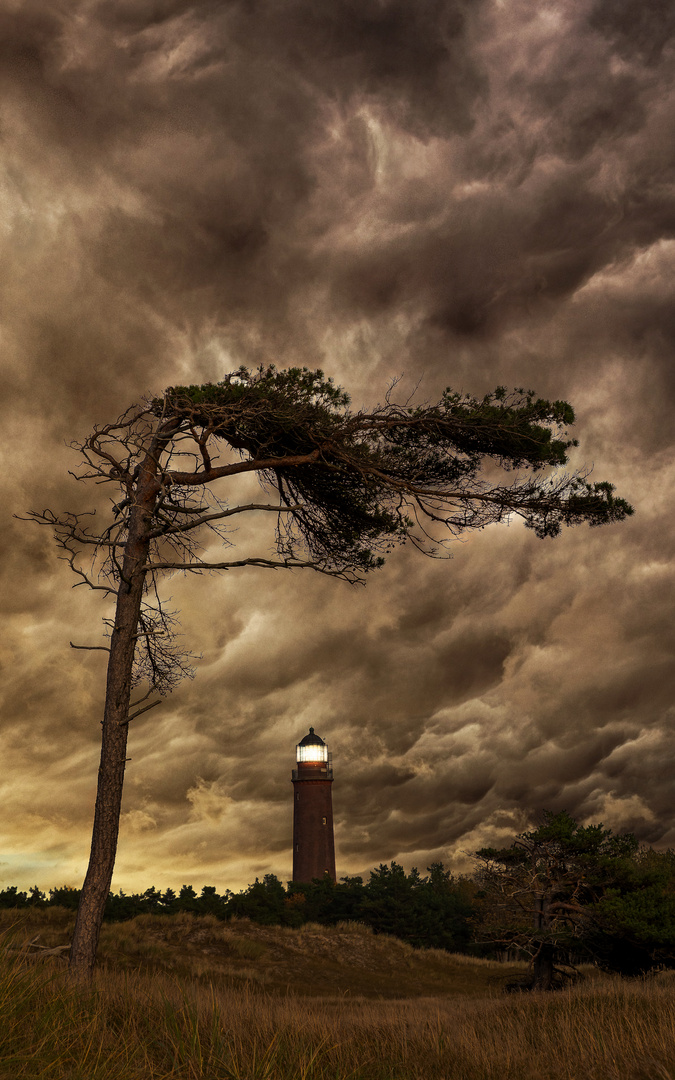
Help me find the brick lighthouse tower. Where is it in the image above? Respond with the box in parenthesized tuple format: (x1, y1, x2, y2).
(292, 727, 336, 882)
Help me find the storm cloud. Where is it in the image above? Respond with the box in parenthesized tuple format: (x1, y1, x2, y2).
(1, 0, 674, 892)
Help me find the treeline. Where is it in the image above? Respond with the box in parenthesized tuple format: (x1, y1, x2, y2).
(5, 812, 675, 981)
(0, 863, 476, 953)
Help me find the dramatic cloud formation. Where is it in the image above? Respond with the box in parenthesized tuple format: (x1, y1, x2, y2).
(1, 0, 674, 892)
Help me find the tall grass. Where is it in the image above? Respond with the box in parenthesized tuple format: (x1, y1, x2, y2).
(1, 940, 674, 1080)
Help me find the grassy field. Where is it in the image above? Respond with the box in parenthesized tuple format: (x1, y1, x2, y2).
(1, 909, 674, 1079)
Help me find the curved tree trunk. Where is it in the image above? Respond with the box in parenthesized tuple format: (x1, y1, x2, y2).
(68, 459, 160, 978)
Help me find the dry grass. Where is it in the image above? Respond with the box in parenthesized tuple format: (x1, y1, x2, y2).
(0, 912, 674, 1079)
(0, 908, 528, 997)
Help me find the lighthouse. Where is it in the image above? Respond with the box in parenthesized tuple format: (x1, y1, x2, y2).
(292, 727, 336, 883)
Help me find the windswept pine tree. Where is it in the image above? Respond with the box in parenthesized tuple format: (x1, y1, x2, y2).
(27, 366, 632, 977)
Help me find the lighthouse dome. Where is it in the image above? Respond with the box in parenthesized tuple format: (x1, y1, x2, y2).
(298, 726, 325, 747)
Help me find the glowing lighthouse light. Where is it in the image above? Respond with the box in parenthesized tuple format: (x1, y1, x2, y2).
(297, 727, 328, 763)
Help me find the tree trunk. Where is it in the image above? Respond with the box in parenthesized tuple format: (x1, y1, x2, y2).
(69, 459, 160, 979)
(532, 941, 555, 991)
(531, 889, 555, 991)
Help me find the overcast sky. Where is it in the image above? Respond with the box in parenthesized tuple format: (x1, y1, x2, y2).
(1, 0, 674, 895)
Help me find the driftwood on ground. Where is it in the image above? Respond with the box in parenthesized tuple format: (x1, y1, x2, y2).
(2, 936, 70, 958)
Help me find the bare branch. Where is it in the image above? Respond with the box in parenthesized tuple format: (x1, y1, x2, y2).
(144, 556, 342, 574)
(165, 448, 322, 485)
(120, 699, 162, 726)
(147, 502, 302, 539)
(70, 642, 111, 653)
(129, 688, 154, 709)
